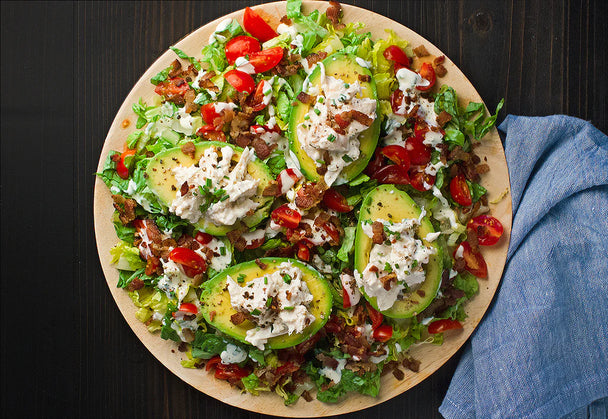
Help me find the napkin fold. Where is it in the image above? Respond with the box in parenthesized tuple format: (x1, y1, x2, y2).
(439, 115, 608, 419)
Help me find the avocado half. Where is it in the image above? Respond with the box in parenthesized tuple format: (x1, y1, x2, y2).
(288, 52, 381, 184)
(145, 141, 274, 235)
(354, 185, 443, 318)
(200, 258, 333, 349)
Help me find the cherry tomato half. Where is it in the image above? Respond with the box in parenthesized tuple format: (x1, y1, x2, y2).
(468, 215, 504, 246)
(409, 170, 435, 191)
(455, 241, 488, 278)
(372, 164, 410, 185)
(372, 324, 393, 342)
(365, 148, 385, 176)
(342, 285, 352, 309)
(416, 62, 436, 91)
(205, 355, 222, 371)
(243, 7, 278, 42)
(224, 35, 261, 65)
(116, 147, 136, 179)
(296, 242, 311, 262)
(195, 231, 213, 245)
(390, 89, 405, 115)
(224, 69, 255, 94)
(215, 363, 250, 380)
(247, 80, 270, 112)
(172, 303, 198, 318)
(321, 222, 341, 244)
(450, 174, 472, 206)
(249, 47, 284, 73)
(381, 145, 410, 170)
(383, 45, 410, 67)
(405, 136, 431, 165)
(271, 204, 301, 229)
(322, 189, 353, 213)
(428, 319, 462, 334)
(245, 238, 265, 250)
(200, 103, 222, 127)
(169, 247, 207, 277)
(366, 303, 383, 330)
(154, 77, 190, 97)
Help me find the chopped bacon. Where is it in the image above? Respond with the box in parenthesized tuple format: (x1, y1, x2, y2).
(316, 353, 339, 369)
(371, 221, 386, 244)
(413, 45, 430, 57)
(127, 277, 145, 291)
(179, 181, 189, 197)
(230, 312, 251, 325)
(297, 91, 314, 104)
(335, 110, 373, 129)
(227, 229, 247, 252)
(434, 55, 446, 65)
(436, 111, 452, 128)
(230, 112, 254, 140)
(184, 89, 199, 113)
(402, 357, 421, 372)
(180, 141, 196, 159)
(264, 244, 295, 258)
(305, 51, 328, 67)
(251, 138, 277, 160)
(255, 258, 268, 269)
(295, 181, 327, 210)
(168, 59, 182, 78)
(434, 64, 447, 78)
(358, 74, 371, 82)
(280, 15, 292, 25)
(262, 182, 280, 197)
(234, 132, 254, 148)
(379, 273, 397, 290)
(313, 211, 331, 227)
(112, 194, 137, 225)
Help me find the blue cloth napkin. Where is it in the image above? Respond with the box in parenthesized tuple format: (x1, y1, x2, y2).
(439, 115, 608, 419)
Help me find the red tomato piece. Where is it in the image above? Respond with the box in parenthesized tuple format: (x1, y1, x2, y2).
(366, 302, 383, 330)
(372, 164, 410, 185)
(224, 35, 261, 65)
(276, 168, 302, 192)
(200, 103, 221, 127)
(381, 145, 410, 170)
(383, 45, 410, 67)
(416, 62, 436, 91)
(450, 174, 473, 206)
(196, 125, 226, 142)
(455, 241, 488, 278)
(468, 215, 504, 246)
(405, 136, 431, 165)
(205, 355, 222, 371)
(414, 122, 429, 139)
(372, 324, 393, 342)
(245, 238, 265, 250)
(195, 231, 213, 245)
(322, 222, 341, 243)
(172, 303, 198, 318)
(275, 361, 299, 377)
(428, 319, 463, 334)
(342, 285, 352, 309)
(322, 188, 353, 213)
(390, 89, 405, 115)
(271, 204, 301, 229)
(116, 148, 136, 179)
(224, 69, 255, 94)
(409, 170, 435, 191)
(215, 363, 250, 380)
(154, 77, 190, 97)
(169, 247, 207, 277)
(365, 148, 385, 176)
(247, 80, 270, 112)
(249, 47, 284, 73)
(243, 7, 278, 42)
(296, 242, 310, 262)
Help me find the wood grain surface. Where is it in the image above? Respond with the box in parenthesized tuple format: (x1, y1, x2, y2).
(1, 1, 606, 418)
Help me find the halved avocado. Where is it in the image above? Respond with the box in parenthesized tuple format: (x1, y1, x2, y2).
(288, 52, 380, 184)
(354, 185, 443, 318)
(200, 258, 332, 349)
(145, 141, 274, 235)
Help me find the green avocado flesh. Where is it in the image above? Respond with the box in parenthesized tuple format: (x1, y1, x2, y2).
(354, 185, 443, 318)
(145, 141, 274, 235)
(288, 52, 380, 183)
(200, 258, 333, 349)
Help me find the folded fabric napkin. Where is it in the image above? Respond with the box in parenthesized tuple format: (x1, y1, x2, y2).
(439, 115, 608, 419)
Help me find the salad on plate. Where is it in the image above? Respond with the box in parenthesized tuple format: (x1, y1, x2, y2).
(97, 0, 504, 405)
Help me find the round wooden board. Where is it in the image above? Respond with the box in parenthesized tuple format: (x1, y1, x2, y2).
(94, 1, 512, 416)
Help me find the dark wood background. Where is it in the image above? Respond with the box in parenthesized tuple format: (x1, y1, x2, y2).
(1, 1, 606, 418)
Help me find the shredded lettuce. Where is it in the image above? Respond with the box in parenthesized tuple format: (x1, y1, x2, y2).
(337, 227, 356, 262)
(110, 241, 146, 271)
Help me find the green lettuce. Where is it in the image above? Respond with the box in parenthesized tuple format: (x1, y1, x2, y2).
(110, 241, 145, 271)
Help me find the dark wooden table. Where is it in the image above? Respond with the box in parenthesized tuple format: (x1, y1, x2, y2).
(1, 1, 606, 418)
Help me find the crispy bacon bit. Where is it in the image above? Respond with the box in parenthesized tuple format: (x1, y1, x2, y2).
(297, 91, 314, 105)
(226, 229, 247, 252)
(316, 164, 327, 176)
(305, 51, 328, 67)
(453, 257, 466, 272)
(230, 112, 255, 140)
(121, 119, 130, 128)
(335, 110, 374, 128)
(467, 229, 479, 249)
(192, 273, 204, 287)
(110, 153, 121, 162)
(184, 89, 199, 113)
(407, 104, 420, 119)
(262, 182, 280, 197)
(234, 132, 254, 148)
(449, 146, 472, 163)
(413, 45, 430, 57)
(264, 244, 295, 258)
(402, 356, 421, 372)
(168, 59, 182, 78)
(145, 256, 161, 276)
(379, 273, 397, 291)
(285, 290, 292, 301)
(230, 312, 250, 325)
(280, 15, 292, 25)
(326, 1, 345, 29)
(295, 181, 327, 210)
(436, 111, 453, 128)
(180, 141, 196, 159)
(179, 181, 189, 197)
(209, 310, 216, 322)
(127, 277, 145, 291)
(255, 258, 268, 269)
(316, 353, 339, 369)
(392, 368, 405, 380)
(416, 289, 426, 298)
(371, 221, 386, 244)
(358, 74, 371, 82)
(435, 64, 447, 78)
(434, 55, 446, 65)
(112, 194, 137, 225)
(301, 390, 313, 402)
(251, 138, 277, 160)
(314, 211, 331, 227)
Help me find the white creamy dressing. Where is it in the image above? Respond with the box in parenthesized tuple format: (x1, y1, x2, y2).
(157, 259, 192, 302)
(220, 343, 248, 364)
(213, 102, 237, 114)
(355, 217, 437, 311)
(297, 66, 377, 186)
(235, 56, 256, 74)
(340, 272, 361, 307)
(226, 262, 316, 349)
(169, 146, 260, 226)
(319, 358, 347, 384)
(355, 57, 372, 69)
(204, 237, 232, 272)
(208, 18, 233, 45)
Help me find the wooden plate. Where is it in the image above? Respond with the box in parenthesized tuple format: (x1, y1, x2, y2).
(94, 1, 512, 416)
